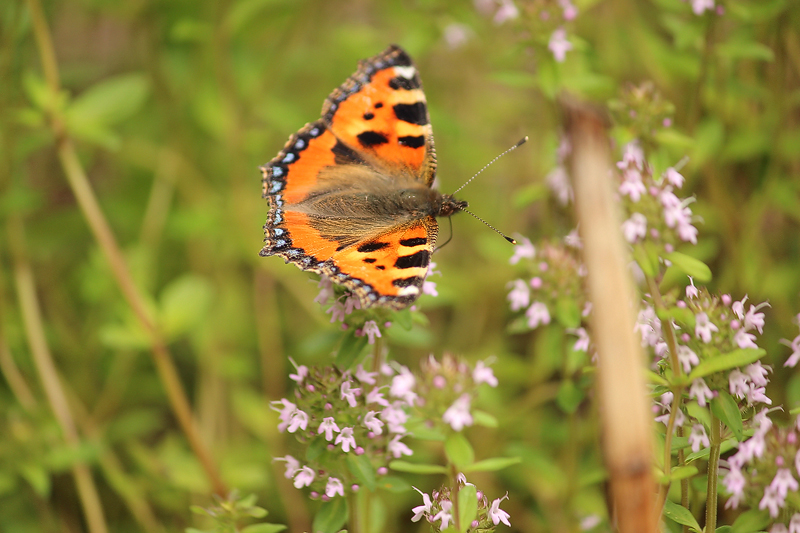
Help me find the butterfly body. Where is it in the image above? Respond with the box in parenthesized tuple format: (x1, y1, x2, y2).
(261, 45, 463, 310)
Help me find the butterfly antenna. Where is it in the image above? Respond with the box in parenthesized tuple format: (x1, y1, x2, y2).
(434, 216, 455, 252)
(451, 136, 528, 195)
(461, 207, 517, 244)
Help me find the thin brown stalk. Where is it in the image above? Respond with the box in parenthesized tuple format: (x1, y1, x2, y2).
(9, 216, 109, 533)
(564, 99, 657, 533)
(25, 0, 226, 496)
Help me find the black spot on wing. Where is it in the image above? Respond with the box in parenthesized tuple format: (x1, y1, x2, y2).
(362, 258, 376, 264)
(363, 112, 374, 120)
(393, 102, 428, 125)
(393, 276, 422, 288)
(400, 237, 427, 247)
(357, 131, 389, 148)
(358, 242, 389, 253)
(398, 135, 425, 149)
(395, 250, 430, 269)
(376, 265, 386, 270)
(389, 76, 420, 91)
(332, 140, 367, 165)
(374, 102, 383, 109)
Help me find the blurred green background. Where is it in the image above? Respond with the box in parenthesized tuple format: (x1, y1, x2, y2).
(2, 0, 799, 531)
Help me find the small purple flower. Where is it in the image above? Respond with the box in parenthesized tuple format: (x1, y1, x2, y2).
(665, 167, 685, 188)
(689, 0, 715, 15)
(363, 411, 384, 435)
(327, 301, 346, 323)
(759, 484, 785, 518)
(318, 417, 340, 441)
(432, 500, 454, 529)
(729, 370, 749, 399)
(689, 378, 714, 407)
(695, 312, 719, 343)
(473, 360, 498, 387)
(546, 167, 573, 206)
(390, 366, 417, 405)
(734, 329, 758, 349)
(293, 465, 315, 489)
(558, 0, 578, 20)
(334, 427, 356, 452)
(388, 434, 413, 458)
(509, 236, 535, 264)
(355, 364, 377, 385)
(689, 424, 710, 452)
(548, 27, 573, 62)
(443, 394, 474, 431)
(526, 301, 551, 329)
(507, 279, 530, 311)
(792, 512, 800, 533)
(621, 213, 647, 243)
(272, 398, 297, 432)
(744, 303, 768, 334)
(493, 0, 519, 24)
(568, 327, 590, 352)
(366, 387, 390, 407)
(287, 409, 309, 433)
(411, 487, 432, 522)
(745, 362, 770, 387)
(723, 466, 745, 506)
(288, 357, 308, 383)
(770, 468, 799, 498)
(314, 276, 334, 304)
(618, 141, 645, 170)
(733, 295, 749, 320)
(340, 380, 361, 407)
(677, 345, 700, 373)
(619, 168, 647, 202)
(686, 277, 698, 299)
(362, 320, 382, 344)
(325, 477, 344, 498)
(381, 404, 409, 434)
(274, 455, 300, 479)
(489, 494, 511, 526)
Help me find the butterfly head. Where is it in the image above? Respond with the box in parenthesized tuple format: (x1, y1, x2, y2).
(438, 195, 468, 218)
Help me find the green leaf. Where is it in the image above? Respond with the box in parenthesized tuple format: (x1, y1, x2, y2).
(688, 348, 765, 381)
(389, 461, 447, 474)
(334, 330, 368, 369)
(717, 41, 774, 62)
(711, 391, 744, 441)
(20, 463, 50, 497)
(444, 433, 474, 468)
(556, 379, 585, 414)
(632, 242, 658, 278)
(730, 509, 770, 533)
(346, 454, 377, 491)
(66, 72, 150, 127)
(664, 252, 712, 282)
(457, 485, 478, 533)
(377, 476, 411, 493)
(662, 499, 701, 532)
(472, 410, 498, 428)
(555, 298, 581, 329)
(311, 497, 348, 533)
(668, 465, 698, 481)
(240, 524, 287, 533)
(159, 274, 213, 339)
(463, 456, 521, 473)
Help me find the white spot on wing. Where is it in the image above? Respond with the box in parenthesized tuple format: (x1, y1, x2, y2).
(398, 286, 419, 297)
(393, 66, 416, 79)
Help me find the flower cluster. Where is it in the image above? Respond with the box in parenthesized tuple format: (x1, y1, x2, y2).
(722, 412, 800, 524)
(412, 475, 511, 531)
(507, 236, 591, 354)
(645, 285, 771, 437)
(272, 360, 415, 499)
(272, 354, 499, 498)
(412, 354, 499, 432)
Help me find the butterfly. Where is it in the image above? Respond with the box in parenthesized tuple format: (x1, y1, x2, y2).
(260, 45, 466, 310)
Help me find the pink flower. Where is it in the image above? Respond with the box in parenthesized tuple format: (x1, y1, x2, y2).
(695, 312, 719, 343)
(509, 236, 535, 264)
(388, 434, 413, 458)
(288, 357, 308, 383)
(744, 303, 768, 333)
(355, 364, 377, 385)
(314, 276, 334, 304)
(381, 404, 409, 434)
(271, 399, 297, 432)
(558, 0, 578, 20)
(745, 362, 770, 387)
(686, 276, 698, 299)
(274, 455, 300, 479)
(362, 320, 382, 344)
(411, 487, 432, 522)
(622, 213, 647, 243)
(493, 0, 519, 24)
(473, 361, 498, 387)
(619, 168, 647, 202)
(677, 345, 700, 373)
(293, 466, 315, 488)
(690, 0, 715, 15)
(366, 387, 389, 407)
(782, 333, 800, 367)
(723, 466, 745, 503)
(734, 329, 758, 349)
(390, 367, 417, 405)
(490, 494, 511, 526)
(443, 394, 474, 431)
(569, 327, 590, 352)
(287, 409, 309, 433)
(618, 141, 644, 170)
(334, 427, 356, 452)
(729, 369, 749, 399)
(790, 513, 800, 533)
(665, 167, 685, 188)
(327, 301, 346, 323)
(507, 279, 530, 311)
(548, 27, 573, 62)
(318, 417, 340, 441)
(341, 380, 361, 407)
(689, 424, 710, 452)
(770, 468, 799, 498)
(759, 485, 785, 518)
(432, 500, 454, 529)
(325, 477, 344, 498)
(689, 378, 714, 407)
(363, 411, 383, 435)
(546, 167, 573, 205)
(526, 301, 551, 329)
(732, 295, 748, 320)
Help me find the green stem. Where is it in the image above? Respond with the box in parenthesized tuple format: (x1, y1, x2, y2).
(705, 414, 721, 533)
(678, 425, 690, 533)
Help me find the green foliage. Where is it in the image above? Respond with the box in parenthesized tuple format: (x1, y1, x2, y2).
(3, 0, 800, 531)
